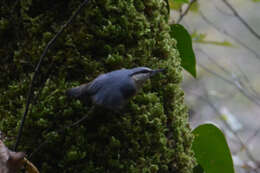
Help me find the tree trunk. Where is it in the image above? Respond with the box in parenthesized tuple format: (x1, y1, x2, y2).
(0, 0, 195, 172)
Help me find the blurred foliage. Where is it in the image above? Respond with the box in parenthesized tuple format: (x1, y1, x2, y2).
(191, 31, 234, 47)
(192, 124, 234, 173)
(168, 0, 198, 12)
(0, 0, 195, 172)
(169, 0, 185, 11)
(189, 1, 199, 12)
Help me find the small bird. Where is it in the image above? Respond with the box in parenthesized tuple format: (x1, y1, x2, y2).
(67, 67, 165, 110)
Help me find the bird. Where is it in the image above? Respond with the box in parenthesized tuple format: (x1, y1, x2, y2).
(66, 67, 165, 110)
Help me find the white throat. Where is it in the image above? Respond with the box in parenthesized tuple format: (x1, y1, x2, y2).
(131, 73, 150, 89)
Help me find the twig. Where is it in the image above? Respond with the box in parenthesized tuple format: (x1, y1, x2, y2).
(246, 128, 260, 145)
(233, 64, 260, 99)
(196, 48, 260, 105)
(215, 5, 233, 17)
(222, 0, 260, 41)
(188, 83, 260, 171)
(195, 50, 260, 171)
(196, 48, 230, 75)
(204, 94, 260, 171)
(14, 0, 90, 151)
(198, 63, 260, 107)
(199, 10, 260, 60)
(177, 0, 197, 24)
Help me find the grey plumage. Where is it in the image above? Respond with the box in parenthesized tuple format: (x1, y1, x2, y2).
(67, 67, 165, 110)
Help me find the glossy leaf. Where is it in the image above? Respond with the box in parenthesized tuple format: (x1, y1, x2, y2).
(192, 124, 235, 173)
(170, 24, 197, 78)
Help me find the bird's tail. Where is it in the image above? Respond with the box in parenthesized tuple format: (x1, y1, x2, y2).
(66, 83, 89, 99)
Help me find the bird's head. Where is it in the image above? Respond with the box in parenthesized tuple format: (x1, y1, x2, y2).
(130, 67, 165, 88)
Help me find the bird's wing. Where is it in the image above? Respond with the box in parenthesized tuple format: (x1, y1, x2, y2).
(87, 77, 105, 95)
(93, 79, 135, 109)
(120, 81, 136, 99)
(92, 86, 125, 110)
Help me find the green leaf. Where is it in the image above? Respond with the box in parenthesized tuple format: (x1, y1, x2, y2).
(252, 0, 260, 2)
(170, 24, 197, 78)
(192, 124, 235, 173)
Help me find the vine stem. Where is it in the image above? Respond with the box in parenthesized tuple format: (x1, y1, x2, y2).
(14, 0, 90, 151)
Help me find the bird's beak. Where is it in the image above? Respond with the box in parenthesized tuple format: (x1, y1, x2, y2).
(150, 68, 166, 76)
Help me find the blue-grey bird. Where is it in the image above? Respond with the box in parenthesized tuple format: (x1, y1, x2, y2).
(67, 67, 165, 110)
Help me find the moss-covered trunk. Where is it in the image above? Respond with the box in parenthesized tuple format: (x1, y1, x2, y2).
(0, 0, 195, 172)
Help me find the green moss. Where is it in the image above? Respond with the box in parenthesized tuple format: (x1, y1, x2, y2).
(0, 0, 195, 172)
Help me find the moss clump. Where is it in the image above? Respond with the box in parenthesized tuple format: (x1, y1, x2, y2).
(0, 0, 195, 172)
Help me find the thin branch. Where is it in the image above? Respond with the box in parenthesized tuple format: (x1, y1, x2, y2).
(196, 50, 260, 170)
(215, 5, 233, 17)
(188, 84, 260, 171)
(199, 10, 260, 60)
(204, 94, 260, 171)
(14, 0, 90, 151)
(198, 63, 260, 107)
(233, 64, 260, 99)
(177, 0, 197, 24)
(222, 0, 260, 41)
(246, 128, 260, 145)
(197, 48, 260, 104)
(196, 48, 230, 75)
(197, 47, 258, 98)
